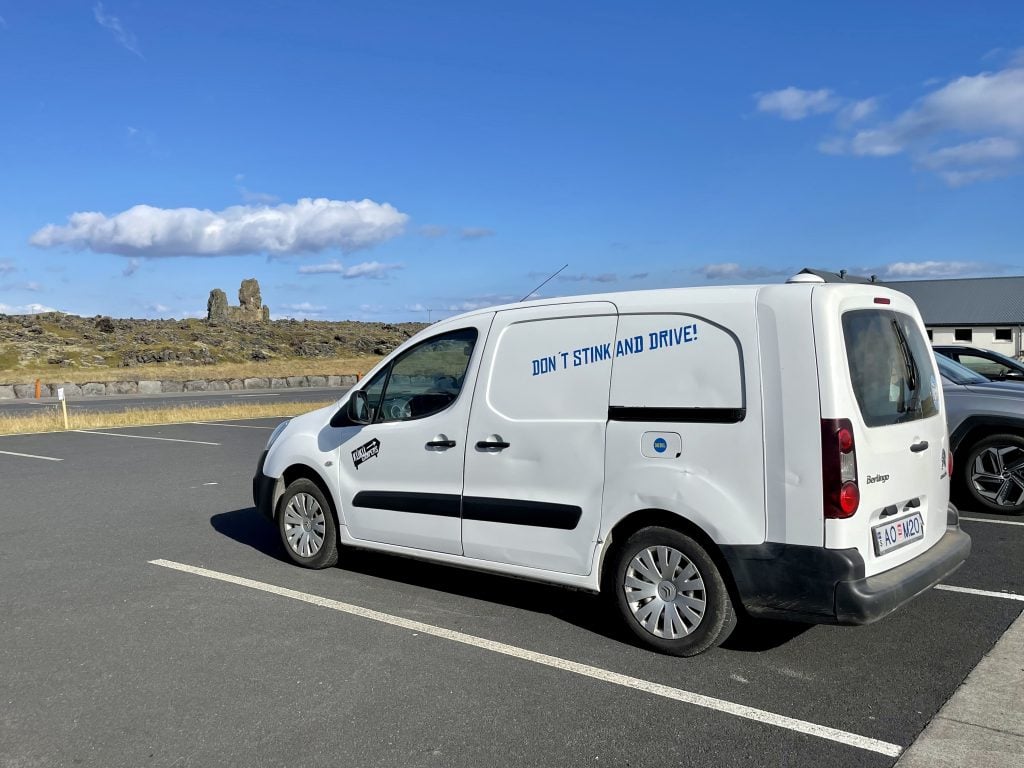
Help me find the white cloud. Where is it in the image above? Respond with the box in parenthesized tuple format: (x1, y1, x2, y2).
(146, 303, 170, 314)
(829, 61, 1024, 184)
(31, 198, 409, 257)
(122, 257, 141, 276)
(0, 280, 43, 292)
(0, 303, 58, 315)
(419, 225, 448, 238)
(918, 137, 1020, 168)
(93, 3, 142, 58)
(556, 272, 618, 283)
(460, 227, 495, 240)
(696, 263, 790, 280)
(280, 302, 326, 312)
(0, 260, 15, 275)
(877, 260, 991, 279)
(838, 97, 879, 125)
(755, 87, 839, 120)
(298, 260, 403, 279)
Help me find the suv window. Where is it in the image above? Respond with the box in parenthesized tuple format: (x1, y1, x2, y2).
(958, 353, 1014, 378)
(842, 310, 939, 428)
(373, 328, 477, 423)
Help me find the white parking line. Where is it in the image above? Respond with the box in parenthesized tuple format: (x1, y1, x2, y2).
(150, 558, 902, 757)
(959, 516, 1024, 528)
(0, 449, 63, 461)
(935, 585, 1024, 602)
(189, 421, 276, 429)
(73, 430, 220, 446)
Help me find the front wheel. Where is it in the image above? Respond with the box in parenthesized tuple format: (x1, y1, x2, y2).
(607, 526, 736, 656)
(962, 434, 1024, 514)
(277, 478, 339, 568)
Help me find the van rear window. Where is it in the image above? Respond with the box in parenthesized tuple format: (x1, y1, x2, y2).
(842, 310, 938, 427)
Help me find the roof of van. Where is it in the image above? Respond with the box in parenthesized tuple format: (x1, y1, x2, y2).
(433, 280, 898, 326)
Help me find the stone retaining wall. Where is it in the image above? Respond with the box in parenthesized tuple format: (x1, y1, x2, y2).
(0, 374, 358, 400)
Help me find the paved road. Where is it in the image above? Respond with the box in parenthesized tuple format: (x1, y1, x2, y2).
(0, 385, 346, 414)
(0, 421, 1020, 768)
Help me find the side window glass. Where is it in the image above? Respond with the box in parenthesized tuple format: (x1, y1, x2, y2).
(959, 354, 1010, 377)
(361, 367, 389, 422)
(377, 328, 478, 423)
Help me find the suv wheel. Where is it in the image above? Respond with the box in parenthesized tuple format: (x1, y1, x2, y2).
(963, 434, 1024, 515)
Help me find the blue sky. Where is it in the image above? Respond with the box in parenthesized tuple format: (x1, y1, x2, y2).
(1, 2, 1022, 321)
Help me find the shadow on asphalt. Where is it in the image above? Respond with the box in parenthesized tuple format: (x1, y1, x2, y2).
(211, 506, 809, 654)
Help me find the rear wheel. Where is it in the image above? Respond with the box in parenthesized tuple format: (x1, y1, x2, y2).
(962, 434, 1024, 514)
(277, 478, 339, 568)
(607, 526, 736, 656)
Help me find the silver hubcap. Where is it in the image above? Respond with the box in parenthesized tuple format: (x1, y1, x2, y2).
(283, 492, 326, 558)
(971, 445, 1024, 508)
(624, 546, 706, 639)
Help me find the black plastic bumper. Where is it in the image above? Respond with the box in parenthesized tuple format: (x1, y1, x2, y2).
(721, 507, 971, 625)
(252, 450, 277, 522)
(834, 526, 971, 624)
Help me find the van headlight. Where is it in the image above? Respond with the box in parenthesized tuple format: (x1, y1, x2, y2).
(266, 419, 290, 450)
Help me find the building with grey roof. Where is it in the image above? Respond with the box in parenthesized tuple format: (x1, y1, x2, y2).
(794, 269, 1024, 358)
(887, 276, 1024, 358)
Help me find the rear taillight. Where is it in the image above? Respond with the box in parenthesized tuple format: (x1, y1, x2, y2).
(822, 418, 859, 519)
(948, 450, 954, 478)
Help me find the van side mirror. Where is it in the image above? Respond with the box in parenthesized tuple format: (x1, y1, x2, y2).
(329, 390, 372, 428)
(347, 390, 372, 425)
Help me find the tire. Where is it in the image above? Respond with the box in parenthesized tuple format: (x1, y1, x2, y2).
(607, 526, 736, 656)
(961, 434, 1024, 515)
(277, 478, 340, 568)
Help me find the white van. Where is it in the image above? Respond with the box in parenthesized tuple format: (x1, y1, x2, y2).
(254, 276, 970, 655)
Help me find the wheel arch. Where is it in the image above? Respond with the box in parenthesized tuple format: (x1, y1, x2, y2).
(597, 509, 740, 604)
(279, 463, 340, 525)
(951, 416, 1024, 455)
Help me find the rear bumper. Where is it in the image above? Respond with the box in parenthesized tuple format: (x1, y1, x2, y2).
(252, 450, 277, 522)
(721, 505, 971, 625)
(833, 525, 971, 624)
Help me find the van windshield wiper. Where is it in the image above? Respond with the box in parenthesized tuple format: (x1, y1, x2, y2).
(892, 318, 921, 416)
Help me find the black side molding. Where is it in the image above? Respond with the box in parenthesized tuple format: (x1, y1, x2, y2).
(352, 491, 461, 518)
(608, 406, 745, 424)
(350, 492, 582, 530)
(463, 497, 582, 530)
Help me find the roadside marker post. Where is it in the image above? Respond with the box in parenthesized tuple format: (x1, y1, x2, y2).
(57, 387, 69, 430)
(35, 379, 41, 399)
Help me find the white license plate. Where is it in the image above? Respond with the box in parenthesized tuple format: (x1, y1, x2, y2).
(873, 513, 924, 555)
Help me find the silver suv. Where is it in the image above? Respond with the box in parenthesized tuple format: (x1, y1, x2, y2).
(937, 355, 1024, 514)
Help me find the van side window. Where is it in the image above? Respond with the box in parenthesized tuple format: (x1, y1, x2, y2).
(842, 310, 938, 428)
(375, 328, 478, 423)
(361, 367, 389, 422)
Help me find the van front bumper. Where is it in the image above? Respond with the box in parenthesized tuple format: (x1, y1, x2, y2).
(252, 450, 277, 522)
(722, 509, 971, 625)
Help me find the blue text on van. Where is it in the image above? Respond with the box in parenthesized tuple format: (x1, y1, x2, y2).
(531, 323, 699, 376)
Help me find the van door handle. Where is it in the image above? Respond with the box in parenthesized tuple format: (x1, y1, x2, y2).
(476, 439, 510, 450)
(910, 440, 929, 453)
(426, 437, 457, 449)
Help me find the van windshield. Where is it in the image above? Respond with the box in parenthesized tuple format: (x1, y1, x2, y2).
(842, 310, 939, 427)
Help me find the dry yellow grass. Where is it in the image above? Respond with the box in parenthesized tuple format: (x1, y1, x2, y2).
(3, 356, 384, 386)
(0, 400, 336, 436)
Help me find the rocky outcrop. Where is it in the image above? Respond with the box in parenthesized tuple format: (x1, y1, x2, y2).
(207, 279, 270, 322)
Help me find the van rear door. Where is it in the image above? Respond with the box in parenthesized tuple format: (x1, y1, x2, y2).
(813, 287, 950, 578)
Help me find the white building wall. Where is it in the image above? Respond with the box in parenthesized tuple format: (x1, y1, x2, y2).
(928, 325, 1024, 358)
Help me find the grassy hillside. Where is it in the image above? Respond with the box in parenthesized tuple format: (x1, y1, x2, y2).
(0, 312, 427, 384)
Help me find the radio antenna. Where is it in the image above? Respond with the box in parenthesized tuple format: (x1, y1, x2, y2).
(520, 264, 568, 302)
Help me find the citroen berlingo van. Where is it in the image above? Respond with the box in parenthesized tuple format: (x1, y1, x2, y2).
(254, 274, 971, 655)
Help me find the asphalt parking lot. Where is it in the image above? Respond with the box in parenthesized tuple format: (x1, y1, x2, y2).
(1, 420, 1021, 768)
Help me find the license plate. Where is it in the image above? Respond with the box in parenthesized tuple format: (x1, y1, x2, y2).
(873, 513, 924, 555)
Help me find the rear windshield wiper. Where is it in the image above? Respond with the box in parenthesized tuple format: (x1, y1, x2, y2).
(892, 318, 921, 415)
